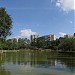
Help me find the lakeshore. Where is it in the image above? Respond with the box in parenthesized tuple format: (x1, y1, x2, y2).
(0, 49, 75, 53)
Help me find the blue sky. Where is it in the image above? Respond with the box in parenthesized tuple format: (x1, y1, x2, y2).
(0, 0, 74, 39)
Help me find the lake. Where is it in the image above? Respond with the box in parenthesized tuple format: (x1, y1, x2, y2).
(0, 50, 75, 75)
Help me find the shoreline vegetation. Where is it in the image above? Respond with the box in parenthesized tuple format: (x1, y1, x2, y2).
(0, 37, 75, 51)
(0, 37, 75, 54)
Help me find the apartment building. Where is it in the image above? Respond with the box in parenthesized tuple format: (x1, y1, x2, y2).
(64, 34, 73, 38)
(31, 35, 39, 42)
(42, 34, 56, 41)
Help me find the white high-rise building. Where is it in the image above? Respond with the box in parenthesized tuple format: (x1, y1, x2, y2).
(31, 35, 38, 42)
(42, 34, 56, 41)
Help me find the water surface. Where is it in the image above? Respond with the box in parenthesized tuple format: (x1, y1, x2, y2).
(0, 50, 75, 75)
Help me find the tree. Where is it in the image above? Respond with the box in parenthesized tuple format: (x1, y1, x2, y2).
(12, 38, 18, 50)
(18, 38, 29, 49)
(6, 39, 13, 50)
(0, 8, 12, 38)
(36, 37, 47, 48)
(58, 38, 75, 51)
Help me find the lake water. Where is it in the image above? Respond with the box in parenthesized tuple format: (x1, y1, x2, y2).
(0, 50, 75, 75)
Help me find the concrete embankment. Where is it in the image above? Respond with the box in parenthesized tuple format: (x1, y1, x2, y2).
(0, 50, 19, 53)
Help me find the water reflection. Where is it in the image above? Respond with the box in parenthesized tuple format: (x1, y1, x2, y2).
(0, 50, 75, 75)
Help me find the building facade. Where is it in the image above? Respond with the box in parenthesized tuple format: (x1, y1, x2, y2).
(42, 34, 56, 41)
(64, 34, 73, 38)
(74, 33, 75, 37)
(31, 35, 38, 42)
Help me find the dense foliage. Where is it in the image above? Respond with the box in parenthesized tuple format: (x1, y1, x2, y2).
(0, 38, 30, 50)
(0, 8, 12, 38)
(1, 37, 75, 51)
(31, 37, 75, 51)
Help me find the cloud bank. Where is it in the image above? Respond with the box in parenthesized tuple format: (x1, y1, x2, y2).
(59, 32, 66, 36)
(20, 29, 37, 37)
(56, 0, 75, 11)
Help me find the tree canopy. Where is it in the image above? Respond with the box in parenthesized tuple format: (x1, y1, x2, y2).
(31, 37, 75, 51)
(0, 7, 12, 38)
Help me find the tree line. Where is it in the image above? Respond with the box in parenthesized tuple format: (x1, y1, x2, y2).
(0, 37, 75, 51)
(0, 38, 30, 50)
(31, 37, 75, 51)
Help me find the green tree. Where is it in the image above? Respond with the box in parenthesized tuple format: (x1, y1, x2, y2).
(0, 8, 12, 38)
(12, 38, 18, 50)
(18, 38, 30, 49)
(36, 37, 47, 48)
(59, 38, 75, 51)
(6, 39, 13, 50)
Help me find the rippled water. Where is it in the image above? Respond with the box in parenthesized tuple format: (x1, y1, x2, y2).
(0, 50, 75, 75)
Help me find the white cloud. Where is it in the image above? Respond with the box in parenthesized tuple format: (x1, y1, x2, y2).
(56, 0, 75, 11)
(20, 29, 37, 37)
(59, 32, 66, 36)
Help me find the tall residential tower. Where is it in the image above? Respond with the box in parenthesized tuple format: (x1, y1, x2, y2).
(31, 35, 38, 42)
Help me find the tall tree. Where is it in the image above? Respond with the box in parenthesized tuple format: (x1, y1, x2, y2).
(0, 8, 12, 38)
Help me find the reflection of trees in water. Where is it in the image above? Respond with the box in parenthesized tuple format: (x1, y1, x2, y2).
(0, 53, 11, 75)
(58, 58, 75, 72)
(57, 52, 75, 72)
(0, 66, 11, 75)
(0, 51, 75, 73)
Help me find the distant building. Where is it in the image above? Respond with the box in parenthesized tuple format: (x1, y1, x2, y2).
(31, 35, 38, 42)
(64, 34, 72, 38)
(74, 33, 75, 37)
(42, 34, 56, 41)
